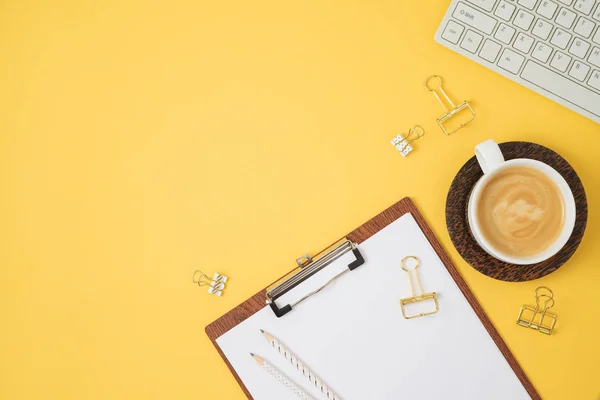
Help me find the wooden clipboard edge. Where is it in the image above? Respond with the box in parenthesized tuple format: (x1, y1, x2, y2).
(205, 197, 540, 400)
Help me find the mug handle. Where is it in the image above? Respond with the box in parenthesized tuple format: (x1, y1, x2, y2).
(475, 139, 505, 174)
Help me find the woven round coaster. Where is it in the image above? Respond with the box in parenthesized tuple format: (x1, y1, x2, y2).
(446, 141, 588, 282)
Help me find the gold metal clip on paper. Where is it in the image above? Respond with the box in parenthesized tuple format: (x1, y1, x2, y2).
(399, 256, 439, 319)
(424, 75, 476, 135)
(517, 286, 557, 335)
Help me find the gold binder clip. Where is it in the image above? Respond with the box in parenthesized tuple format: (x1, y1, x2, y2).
(193, 270, 228, 297)
(517, 286, 557, 335)
(399, 256, 439, 319)
(424, 75, 476, 135)
(390, 125, 425, 157)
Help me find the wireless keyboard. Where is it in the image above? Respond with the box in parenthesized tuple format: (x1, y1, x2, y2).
(435, 0, 600, 124)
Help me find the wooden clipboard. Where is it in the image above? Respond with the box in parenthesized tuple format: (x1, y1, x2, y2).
(205, 197, 541, 399)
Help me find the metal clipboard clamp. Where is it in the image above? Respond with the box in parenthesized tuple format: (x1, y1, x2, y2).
(265, 239, 364, 318)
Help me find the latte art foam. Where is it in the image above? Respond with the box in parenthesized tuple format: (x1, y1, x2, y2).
(477, 166, 565, 258)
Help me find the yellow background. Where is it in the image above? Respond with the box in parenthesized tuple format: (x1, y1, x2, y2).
(1, 0, 599, 399)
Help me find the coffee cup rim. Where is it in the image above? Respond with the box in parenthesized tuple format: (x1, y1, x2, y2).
(467, 158, 576, 265)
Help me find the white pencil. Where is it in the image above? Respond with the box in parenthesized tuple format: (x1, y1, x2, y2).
(261, 330, 342, 400)
(251, 353, 316, 400)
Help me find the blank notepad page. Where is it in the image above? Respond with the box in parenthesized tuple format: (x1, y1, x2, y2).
(216, 213, 530, 400)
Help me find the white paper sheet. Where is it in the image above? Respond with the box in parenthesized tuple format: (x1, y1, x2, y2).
(216, 214, 530, 400)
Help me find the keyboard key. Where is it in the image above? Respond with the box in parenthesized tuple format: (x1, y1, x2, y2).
(514, 32, 536, 53)
(518, 0, 538, 9)
(453, 3, 498, 35)
(495, 23, 516, 43)
(574, 0, 595, 14)
(537, 1, 558, 19)
(569, 38, 591, 58)
(442, 20, 466, 44)
(533, 42, 554, 62)
(514, 9, 535, 30)
(550, 51, 573, 71)
(556, 8, 577, 29)
(551, 28, 573, 48)
(498, 48, 526, 73)
(589, 46, 600, 67)
(495, 1, 516, 20)
(521, 61, 600, 116)
(594, 28, 600, 44)
(593, 4, 600, 22)
(479, 39, 502, 61)
(467, 0, 498, 11)
(589, 69, 600, 90)
(574, 17, 596, 38)
(532, 19, 554, 39)
(461, 29, 484, 52)
(569, 60, 591, 80)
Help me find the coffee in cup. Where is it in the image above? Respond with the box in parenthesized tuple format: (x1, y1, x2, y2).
(475, 165, 565, 258)
(468, 140, 576, 265)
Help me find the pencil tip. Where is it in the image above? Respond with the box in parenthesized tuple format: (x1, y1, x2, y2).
(261, 329, 274, 342)
(251, 353, 265, 365)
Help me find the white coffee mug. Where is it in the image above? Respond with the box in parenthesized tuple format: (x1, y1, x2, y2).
(467, 140, 576, 265)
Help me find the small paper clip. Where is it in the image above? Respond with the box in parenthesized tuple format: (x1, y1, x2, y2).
(424, 75, 476, 135)
(390, 125, 425, 157)
(399, 256, 439, 319)
(193, 270, 228, 297)
(517, 286, 557, 335)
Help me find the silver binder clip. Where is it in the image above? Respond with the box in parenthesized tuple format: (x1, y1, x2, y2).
(424, 75, 475, 135)
(391, 125, 425, 157)
(193, 270, 228, 297)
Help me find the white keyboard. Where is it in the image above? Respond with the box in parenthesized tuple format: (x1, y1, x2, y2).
(435, 0, 600, 124)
